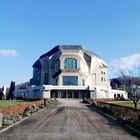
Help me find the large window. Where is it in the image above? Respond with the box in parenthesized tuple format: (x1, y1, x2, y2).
(64, 58, 77, 70)
(63, 76, 78, 85)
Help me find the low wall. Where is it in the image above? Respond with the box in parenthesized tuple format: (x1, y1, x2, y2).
(88, 98, 115, 103)
(0, 100, 44, 116)
(95, 101, 140, 121)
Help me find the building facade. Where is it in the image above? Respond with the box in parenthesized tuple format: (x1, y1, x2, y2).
(13, 45, 127, 99)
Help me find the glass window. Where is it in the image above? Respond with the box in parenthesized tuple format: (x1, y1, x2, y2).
(82, 79, 85, 86)
(64, 58, 77, 70)
(63, 76, 78, 85)
(101, 77, 103, 81)
(56, 78, 59, 85)
(117, 94, 120, 98)
(61, 91, 66, 98)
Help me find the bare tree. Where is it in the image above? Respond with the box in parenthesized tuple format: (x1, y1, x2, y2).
(117, 67, 140, 109)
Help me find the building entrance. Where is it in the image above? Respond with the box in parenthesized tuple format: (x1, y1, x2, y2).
(51, 90, 90, 99)
(67, 91, 72, 98)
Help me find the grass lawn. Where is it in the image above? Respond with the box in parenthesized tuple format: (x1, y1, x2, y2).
(111, 101, 140, 109)
(0, 100, 29, 107)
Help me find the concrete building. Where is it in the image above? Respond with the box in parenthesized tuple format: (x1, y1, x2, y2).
(14, 45, 128, 99)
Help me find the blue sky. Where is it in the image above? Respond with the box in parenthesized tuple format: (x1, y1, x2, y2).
(0, 0, 140, 87)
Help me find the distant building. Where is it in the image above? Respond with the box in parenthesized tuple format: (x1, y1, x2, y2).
(14, 45, 127, 99)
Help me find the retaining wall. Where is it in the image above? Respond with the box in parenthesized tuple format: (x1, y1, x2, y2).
(0, 100, 44, 116)
(95, 101, 140, 121)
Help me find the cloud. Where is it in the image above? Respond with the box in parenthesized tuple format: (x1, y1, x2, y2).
(111, 54, 140, 70)
(0, 49, 18, 57)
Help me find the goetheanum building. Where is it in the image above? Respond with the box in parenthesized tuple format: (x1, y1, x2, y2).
(28, 45, 127, 99)
(14, 45, 127, 100)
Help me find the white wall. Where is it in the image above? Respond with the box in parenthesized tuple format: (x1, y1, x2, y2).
(43, 90, 50, 98)
(110, 89, 128, 99)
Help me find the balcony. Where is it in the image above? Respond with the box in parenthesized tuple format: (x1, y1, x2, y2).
(62, 68, 80, 73)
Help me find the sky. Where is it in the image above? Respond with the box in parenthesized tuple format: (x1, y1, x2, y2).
(0, 0, 140, 87)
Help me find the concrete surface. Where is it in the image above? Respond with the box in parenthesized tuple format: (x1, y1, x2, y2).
(0, 99, 139, 140)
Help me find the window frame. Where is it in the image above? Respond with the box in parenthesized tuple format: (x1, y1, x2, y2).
(63, 76, 78, 86)
(64, 58, 77, 70)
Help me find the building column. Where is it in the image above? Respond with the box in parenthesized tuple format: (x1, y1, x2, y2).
(43, 90, 51, 98)
(72, 91, 74, 98)
(58, 91, 61, 98)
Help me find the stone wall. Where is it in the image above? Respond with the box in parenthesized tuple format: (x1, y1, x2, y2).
(0, 100, 44, 116)
(95, 101, 140, 121)
(89, 98, 115, 103)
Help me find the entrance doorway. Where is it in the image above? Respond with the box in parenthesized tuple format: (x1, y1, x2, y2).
(51, 91, 58, 98)
(74, 91, 79, 98)
(67, 91, 72, 98)
(51, 90, 90, 99)
(61, 91, 66, 98)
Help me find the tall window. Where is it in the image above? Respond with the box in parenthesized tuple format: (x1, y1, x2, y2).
(64, 58, 77, 70)
(82, 79, 85, 86)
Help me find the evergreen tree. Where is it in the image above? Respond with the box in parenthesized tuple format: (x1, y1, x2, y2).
(7, 81, 15, 100)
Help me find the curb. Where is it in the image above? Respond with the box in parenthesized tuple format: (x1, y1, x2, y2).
(90, 106, 140, 136)
(0, 108, 46, 134)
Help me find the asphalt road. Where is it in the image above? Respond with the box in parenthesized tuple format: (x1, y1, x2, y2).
(0, 99, 139, 140)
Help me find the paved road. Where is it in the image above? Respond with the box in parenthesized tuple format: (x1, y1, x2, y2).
(0, 99, 139, 140)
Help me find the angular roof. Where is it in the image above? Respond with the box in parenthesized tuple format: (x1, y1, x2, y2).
(33, 59, 41, 68)
(39, 45, 100, 59)
(39, 46, 60, 59)
(59, 45, 82, 50)
(33, 45, 105, 67)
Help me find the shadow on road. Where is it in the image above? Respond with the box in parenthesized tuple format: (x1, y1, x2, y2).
(87, 105, 140, 139)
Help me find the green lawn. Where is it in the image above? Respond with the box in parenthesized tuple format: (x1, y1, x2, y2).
(112, 101, 140, 109)
(0, 100, 28, 107)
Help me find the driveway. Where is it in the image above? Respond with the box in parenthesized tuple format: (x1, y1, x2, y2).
(0, 99, 139, 140)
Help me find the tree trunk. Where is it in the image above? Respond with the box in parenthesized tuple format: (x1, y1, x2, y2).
(134, 102, 137, 109)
